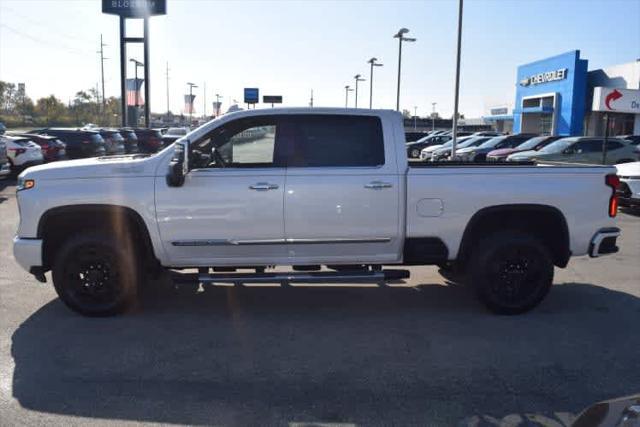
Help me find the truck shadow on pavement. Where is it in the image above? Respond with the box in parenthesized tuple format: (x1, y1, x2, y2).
(11, 280, 640, 426)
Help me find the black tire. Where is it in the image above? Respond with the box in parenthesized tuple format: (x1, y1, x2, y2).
(52, 232, 139, 316)
(469, 231, 553, 315)
(410, 148, 420, 158)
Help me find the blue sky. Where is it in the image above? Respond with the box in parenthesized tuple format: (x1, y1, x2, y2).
(0, 0, 638, 117)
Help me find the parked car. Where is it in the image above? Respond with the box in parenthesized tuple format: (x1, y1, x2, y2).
(15, 108, 621, 317)
(419, 136, 473, 161)
(9, 133, 66, 162)
(94, 129, 126, 155)
(486, 135, 561, 161)
(406, 134, 452, 158)
(118, 128, 140, 154)
(615, 161, 640, 208)
(471, 131, 502, 137)
(456, 133, 538, 162)
(507, 137, 638, 165)
(1, 135, 44, 173)
(29, 128, 106, 159)
(0, 138, 10, 178)
(428, 136, 492, 161)
(620, 134, 640, 145)
(133, 128, 164, 153)
(161, 127, 189, 145)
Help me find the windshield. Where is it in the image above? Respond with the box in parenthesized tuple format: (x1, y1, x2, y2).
(478, 136, 505, 149)
(167, 128, 187, 136)
(515, 136, 547, 151)
(538, 138, 574, 153)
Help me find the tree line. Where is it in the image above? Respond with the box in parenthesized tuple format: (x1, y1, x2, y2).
(0, 81, 122, 128)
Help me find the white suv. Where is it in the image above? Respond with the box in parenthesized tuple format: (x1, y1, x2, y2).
(1, 135, 44, 173)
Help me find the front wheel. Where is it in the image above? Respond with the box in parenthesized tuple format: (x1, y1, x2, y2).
(410, 148, 420, 158)
(469, 231, 553, 315)
(52, 232, 139, 316)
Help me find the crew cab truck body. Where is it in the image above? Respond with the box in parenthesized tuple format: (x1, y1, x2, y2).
(13, 108, 621, 316)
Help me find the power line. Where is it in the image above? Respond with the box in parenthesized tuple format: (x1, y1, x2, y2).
(0, 23, 93, 57)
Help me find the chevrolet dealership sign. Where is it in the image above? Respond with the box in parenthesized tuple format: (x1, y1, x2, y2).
(102, 0, 166, 17)
(520, 68, 567, 86)
(592, 87, 640, 113)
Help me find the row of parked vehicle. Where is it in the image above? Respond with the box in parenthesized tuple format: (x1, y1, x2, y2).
(408, 129, 640, 165)
(0, 123, 190, 177)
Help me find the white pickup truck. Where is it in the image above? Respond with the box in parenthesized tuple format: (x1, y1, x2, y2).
(13, 108, 621, 316)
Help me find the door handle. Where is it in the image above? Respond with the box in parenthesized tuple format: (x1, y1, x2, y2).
(364, 181, 393, 190)
(249, 182, 279, 191)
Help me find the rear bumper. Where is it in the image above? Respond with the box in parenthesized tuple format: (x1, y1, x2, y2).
(589, 227, 620, 258)
(13, 237, 43, 272)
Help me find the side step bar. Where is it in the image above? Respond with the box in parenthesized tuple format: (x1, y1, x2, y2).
(173, 269, 410, 286)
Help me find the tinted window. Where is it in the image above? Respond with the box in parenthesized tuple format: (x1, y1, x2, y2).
(288, 115, 384, 167)
(606, 140, 624, 150)
(574, 139, 602, 153)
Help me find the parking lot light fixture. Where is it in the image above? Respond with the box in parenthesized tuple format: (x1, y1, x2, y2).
(187, 82, 198, 124)
(344, 85, 354, 108)
(367, 57, 383, 109)
(354, 74, 366, 108)
(393, 28, 416, 111)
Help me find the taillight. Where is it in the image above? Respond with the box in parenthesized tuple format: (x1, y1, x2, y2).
(150, 138, 161, 147)
(605, 174, 620, 217)
(9, 148, 26, 155)
(81, 139, 91, 144)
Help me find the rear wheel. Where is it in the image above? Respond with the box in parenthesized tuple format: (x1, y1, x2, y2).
(469, 231, 553, 315)
(52, 232, 139, 316)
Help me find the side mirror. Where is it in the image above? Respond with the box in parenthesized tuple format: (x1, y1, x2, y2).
(166, 140, 189, 187)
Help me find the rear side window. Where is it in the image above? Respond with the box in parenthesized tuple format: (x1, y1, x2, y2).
(606, 140, 624, 150)
(287, 115, 384, 167)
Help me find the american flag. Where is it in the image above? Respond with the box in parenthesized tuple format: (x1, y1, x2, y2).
(184, 94, 196, 114)
(126, 78, 144, 106)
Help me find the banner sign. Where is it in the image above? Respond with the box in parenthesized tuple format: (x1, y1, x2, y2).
(102, 0, 166, 17)
(244, 88, 259, 104)
(263, 95, 283, 104)
(592, 87, 640, 114)
(184, 94, 196, 114)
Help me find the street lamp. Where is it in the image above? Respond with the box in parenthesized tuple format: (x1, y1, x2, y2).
(431, 102, 437, 131)
(215, 93, 223, 116)
(353, 74, 366, 108)
(393, 28, 416, 111)
(344, 85, 354, 108)
(414, 106, 418, 130)
(187, 82, 198, 124)
(367, 57, 383, 109)
(129, 58, 144, 119)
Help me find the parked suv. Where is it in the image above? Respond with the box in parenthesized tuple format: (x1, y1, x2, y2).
(508, 137, 637, 165)
(29, 128, 106, 159)
(161, 127, 188, 145)
(118, 128, 140, 154)
(95, 129, 126, 155)
(133, 128, 164, 153)
(457, 134, 538, 162)
(1, 135, 44, 173)
(10, 133, 66, 162)
(0, 138, 10, 178)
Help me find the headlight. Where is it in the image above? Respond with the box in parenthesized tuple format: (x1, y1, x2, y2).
(16, 177, 35, 191)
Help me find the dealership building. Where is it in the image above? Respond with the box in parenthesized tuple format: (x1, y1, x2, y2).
(485, 51, 640, 136)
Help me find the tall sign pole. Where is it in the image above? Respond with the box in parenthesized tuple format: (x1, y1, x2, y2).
(450, 0, 464, 159)
(102, 0, 166, 128)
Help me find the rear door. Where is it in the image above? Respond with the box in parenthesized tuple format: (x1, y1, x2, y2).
(282, 114, 402, 264)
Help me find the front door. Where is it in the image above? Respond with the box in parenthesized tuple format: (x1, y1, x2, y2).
(282, 114, 402, 265)
(155, 116, 288, 266)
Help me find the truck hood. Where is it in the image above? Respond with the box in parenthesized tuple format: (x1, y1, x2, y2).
(21, 154, 159, 180)
(615, 161, 640, 176)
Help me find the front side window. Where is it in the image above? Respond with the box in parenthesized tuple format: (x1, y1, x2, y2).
(191, 117, 282, 168)
(287, 115, 384, 167)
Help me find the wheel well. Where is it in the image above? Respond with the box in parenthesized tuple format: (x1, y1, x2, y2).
(458, 204, 570, 268)
(38, 204, 158, 271)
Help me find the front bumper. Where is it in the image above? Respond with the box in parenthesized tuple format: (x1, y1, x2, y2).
(589, 228, 620, 258)
(13, 237, 43, 272)
(0, 162, 10, 177)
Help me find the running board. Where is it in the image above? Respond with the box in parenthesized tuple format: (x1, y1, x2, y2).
(187, 269, 410, 286)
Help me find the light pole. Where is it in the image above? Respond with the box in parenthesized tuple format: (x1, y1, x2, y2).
(450, 0, 464, 159)
(129, 58, 144, 125)
(344, 85, 354, 108)
(393, 28, 416, 111)
(354, 74, 366, 108)
(432, 102, 437, 131)
(414, 106, 418, 130)
(187, 82, 198, 125)
(367, 57, 383, 109)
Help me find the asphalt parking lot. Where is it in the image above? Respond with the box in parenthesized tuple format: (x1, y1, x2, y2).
(1, 178, 639, 427)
